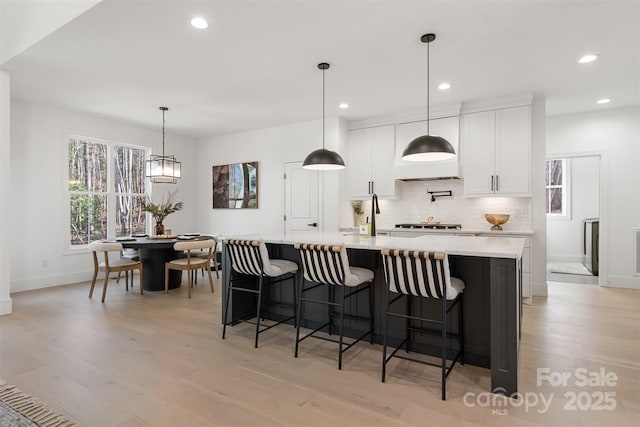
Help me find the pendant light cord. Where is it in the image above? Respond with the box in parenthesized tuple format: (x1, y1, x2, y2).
(162, 108, 165, 156)
(322, 67, 325, 150)
(426, 39, 430, 135)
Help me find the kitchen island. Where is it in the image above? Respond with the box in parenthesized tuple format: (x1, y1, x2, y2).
(221, 232, 524, 396)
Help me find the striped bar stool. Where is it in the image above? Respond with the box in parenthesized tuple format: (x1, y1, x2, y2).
(294, 243, 374, 370)
(380, 248, 464, 400)
(222, 239, 298, 348)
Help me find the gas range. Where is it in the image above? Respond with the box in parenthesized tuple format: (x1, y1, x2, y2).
(395, 223, 462, 230)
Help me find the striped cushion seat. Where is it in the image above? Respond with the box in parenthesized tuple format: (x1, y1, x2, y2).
(224, 239, 298, 277)
(295, 243, 373, 287)
(267, 259, 299, 277)
(381, 249, 464, 300)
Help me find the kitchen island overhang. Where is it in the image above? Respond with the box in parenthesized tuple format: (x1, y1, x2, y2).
(220, 232, 524, 397)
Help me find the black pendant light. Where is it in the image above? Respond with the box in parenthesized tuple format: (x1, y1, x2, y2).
(402, 33, 456, 162)
(303, 63, 346, 170)
(145, 106, 181, 183)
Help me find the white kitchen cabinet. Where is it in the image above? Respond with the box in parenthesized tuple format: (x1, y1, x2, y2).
(347, 124, 396, 199)
(462, 106, 531, 196)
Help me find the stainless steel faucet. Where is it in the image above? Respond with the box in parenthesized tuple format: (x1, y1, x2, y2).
(371, 193, 380, 236)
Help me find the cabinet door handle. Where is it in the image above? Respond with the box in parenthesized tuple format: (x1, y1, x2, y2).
(496, 175, 499, 192)
(491, 175, 494, 191)
(371, 181, 374, 194)
(368, 181, 371, 194)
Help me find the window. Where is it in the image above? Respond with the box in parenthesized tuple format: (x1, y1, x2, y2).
(67, 135, 149, 247)
(545, 159, 569, 216)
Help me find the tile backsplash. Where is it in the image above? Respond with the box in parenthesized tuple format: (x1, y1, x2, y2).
(349, 179, 532, 231)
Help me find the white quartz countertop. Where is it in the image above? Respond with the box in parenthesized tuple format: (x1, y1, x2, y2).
(223, 231, 525, 259)
(340, 227, 534, 236)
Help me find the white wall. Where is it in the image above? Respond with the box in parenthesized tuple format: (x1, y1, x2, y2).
(0, 71, 11, 314)
(195, 117, 346, 236)
(9, 100, 198, 293)
(530, 97, 548, 296)
(547, 105, 640, 288)
(547, 156, 599, 262)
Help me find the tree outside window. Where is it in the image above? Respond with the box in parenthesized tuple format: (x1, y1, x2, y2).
(546, 159, 568, 216)
(67, 136, 149, 246)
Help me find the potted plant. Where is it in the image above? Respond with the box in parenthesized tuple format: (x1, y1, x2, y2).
(351, 200, 364, 227)
(142, 190, 183, 235)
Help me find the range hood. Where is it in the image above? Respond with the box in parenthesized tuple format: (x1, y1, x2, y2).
(393, 115, 460, 180)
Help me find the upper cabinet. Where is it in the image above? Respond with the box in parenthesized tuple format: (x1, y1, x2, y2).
(347, 124, 396, 199)
(462, 105, 531, 197)
(394, 116, 460, 180)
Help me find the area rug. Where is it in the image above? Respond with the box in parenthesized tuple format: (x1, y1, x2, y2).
(0, 384, 74, 426)
(548, 262, 593, 276)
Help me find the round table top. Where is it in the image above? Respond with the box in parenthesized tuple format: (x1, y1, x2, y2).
(109, 235, 215, 249)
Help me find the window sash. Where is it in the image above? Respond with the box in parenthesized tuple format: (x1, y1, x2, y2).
(65, 134, 150, 250)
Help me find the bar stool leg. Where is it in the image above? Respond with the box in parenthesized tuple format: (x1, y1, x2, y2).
(294, 275, 304, 358)
(406, 295, 411, 353)
(328, 286, 334, 336)
(441, 297, 447, 400)
(292, 272, 298, 328)
(381, 286, 390, 382)
(255, 275, 264, 348)
(338, 285, 345, 370)
(222, 275, 233, 339)
(459, 296, 465, 365)
(369, 282, 374, 344)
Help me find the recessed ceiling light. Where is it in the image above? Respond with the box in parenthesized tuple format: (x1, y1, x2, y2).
(438, 83, 451, 90)
(338, 103, 349, 109)
(578, 53, 599, 64)
(596, 98, 610, 104)
(190, 17, 208, 29)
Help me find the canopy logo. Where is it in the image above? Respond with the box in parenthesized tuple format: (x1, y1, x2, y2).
(463, 368, 618, 415)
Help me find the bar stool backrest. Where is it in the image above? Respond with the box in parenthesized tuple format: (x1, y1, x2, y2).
(294, 243, 351, 286)
(381, 249, 454, 300)
(224, 239, 269, 276)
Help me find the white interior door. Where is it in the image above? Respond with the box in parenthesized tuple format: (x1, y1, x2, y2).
(284, 161, 319, 233)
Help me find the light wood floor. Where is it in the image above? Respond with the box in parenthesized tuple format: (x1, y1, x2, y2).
(0, 276, 638, 426)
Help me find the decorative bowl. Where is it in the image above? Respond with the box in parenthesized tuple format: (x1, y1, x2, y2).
(485, 214, 510, 231)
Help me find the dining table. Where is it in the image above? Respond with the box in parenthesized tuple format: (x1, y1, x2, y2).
(115, 235, 213, 291)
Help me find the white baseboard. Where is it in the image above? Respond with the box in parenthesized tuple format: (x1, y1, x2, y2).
(604, 276, 640, 289)
(0, 297, 12, 315)
(533, 282, 548, 297)
(11, 270, 93, 293)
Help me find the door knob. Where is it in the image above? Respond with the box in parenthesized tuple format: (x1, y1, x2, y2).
(307, 222, 318, 227)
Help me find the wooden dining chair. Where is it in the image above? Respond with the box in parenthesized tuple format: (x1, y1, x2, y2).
(165, 239, 215, 298)
(89, 241, 143, 303)
(191, 237, 221, 281)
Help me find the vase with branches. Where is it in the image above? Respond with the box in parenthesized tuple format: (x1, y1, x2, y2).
(142, 190, 183, 235)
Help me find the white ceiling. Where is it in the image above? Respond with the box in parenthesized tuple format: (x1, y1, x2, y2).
(3, 0, 639, 138)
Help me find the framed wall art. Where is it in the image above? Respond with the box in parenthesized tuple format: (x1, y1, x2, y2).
(212, 161, 258, 208)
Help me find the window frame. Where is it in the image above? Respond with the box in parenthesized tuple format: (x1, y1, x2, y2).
(545, 158, 571, 219)
(63, 131, 151, 253)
